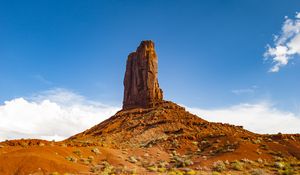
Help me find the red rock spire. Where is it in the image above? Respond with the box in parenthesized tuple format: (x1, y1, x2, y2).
(123, 40, 163, 109)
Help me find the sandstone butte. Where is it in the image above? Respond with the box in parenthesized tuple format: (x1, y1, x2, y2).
(0, 41, 299, 175)
(123, 40, 163, 109)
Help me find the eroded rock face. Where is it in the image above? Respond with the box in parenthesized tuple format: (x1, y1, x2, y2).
(123, 40, 163, 109)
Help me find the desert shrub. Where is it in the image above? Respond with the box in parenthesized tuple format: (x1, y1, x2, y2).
(168, 169, 185, 175)
(102, 161, 114, 175)
(49, 172, 60, 175)
(87, 155, 94, 162)
(192, 141, 198, 145)
(127, 156, 138, 163)
(158, 161, 169, 168)
(184, 159, 194, 166)
(274, 162, 285, 169)
(147, 166, 157, 172)
(91, 147, 100, 154)
(212, 160, 226, 172)
(65, 156, 77, 163)
(278, 169, 294, 175)
(231, 160, 243, 171)
(73, 150, 81, 156)
(212, 171, 221, 175)
(250, 169, 265, 175)
(90, 166, 99, 173)
(257, 158, 264, 164)
(278, 163, 294, 175)
(170, 151, 193, 168)
(185, 169, 196, 175)
(157, 167, 166, 172)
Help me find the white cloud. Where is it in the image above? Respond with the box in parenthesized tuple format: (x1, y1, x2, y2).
(264, 12, 300, 72)
(231, 85, 257, 95)
(297, 12, 300, 19)
(0, 88, 299, 141)
(0, 89, 120, 141)
(187, 102, 300, 134)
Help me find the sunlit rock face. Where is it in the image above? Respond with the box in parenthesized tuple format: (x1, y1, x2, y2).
(123, 40, 163, 110)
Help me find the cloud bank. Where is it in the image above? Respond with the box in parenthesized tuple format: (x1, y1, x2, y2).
(264, 12, 300, 72)
(187, 102, 300, 134)
(0, 89, 299, 141)
(0, 89, 120, 141)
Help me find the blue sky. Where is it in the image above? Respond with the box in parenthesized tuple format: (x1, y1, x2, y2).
(1, 0, 300, 109)
(0, 1, 300, 139)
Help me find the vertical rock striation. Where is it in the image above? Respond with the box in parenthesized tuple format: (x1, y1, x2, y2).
(123, 40, 163, 109)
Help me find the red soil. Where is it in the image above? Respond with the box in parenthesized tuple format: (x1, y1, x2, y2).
(0, 101, 299, 174)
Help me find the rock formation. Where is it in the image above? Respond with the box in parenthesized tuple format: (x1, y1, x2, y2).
(123, 40, 163, 109)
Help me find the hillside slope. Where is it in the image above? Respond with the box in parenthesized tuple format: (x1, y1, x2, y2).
(66, 101, 300, 174)
(0, 101, 299, 174)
